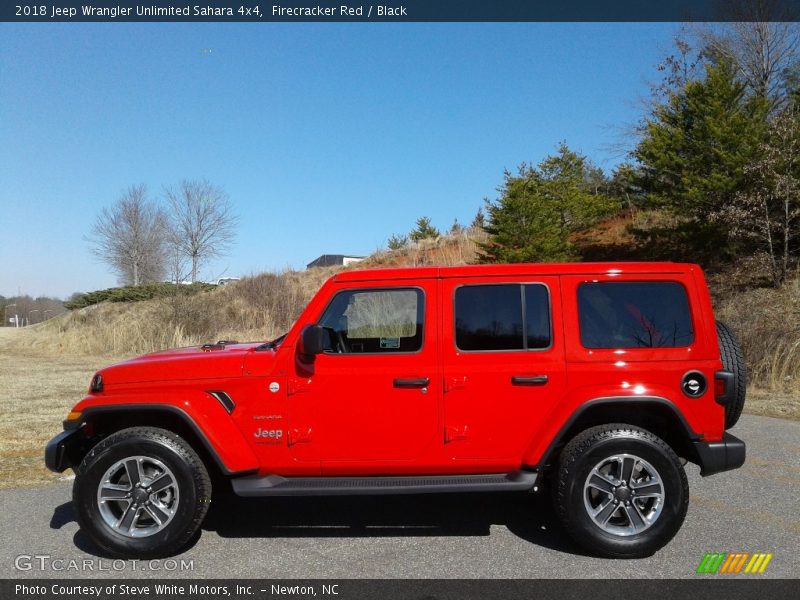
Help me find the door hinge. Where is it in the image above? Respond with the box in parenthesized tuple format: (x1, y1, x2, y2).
(287, 428, 313, 446)
(287, 377, 312, 396)
(444, 376, 467, 393)
(444, 425, 468, 443)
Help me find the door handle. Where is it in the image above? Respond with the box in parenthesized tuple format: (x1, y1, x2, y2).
(393, 377, 430, 388)
(511, 375, 549, 386)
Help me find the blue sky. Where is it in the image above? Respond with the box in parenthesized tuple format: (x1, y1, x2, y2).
(0, 23, 678, 298)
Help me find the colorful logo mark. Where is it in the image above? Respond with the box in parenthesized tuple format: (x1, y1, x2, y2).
(696, 552, 773, 574)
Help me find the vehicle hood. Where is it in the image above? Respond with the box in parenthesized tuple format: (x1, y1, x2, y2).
(98, 342, 268, 385)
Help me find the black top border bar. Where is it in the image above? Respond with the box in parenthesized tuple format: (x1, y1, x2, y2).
(4, 1, 800, 23)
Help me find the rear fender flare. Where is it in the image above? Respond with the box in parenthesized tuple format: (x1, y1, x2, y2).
(524, 395, 700, 469)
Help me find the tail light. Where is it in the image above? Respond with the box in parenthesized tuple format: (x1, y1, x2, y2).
(714, 371, 734, 406)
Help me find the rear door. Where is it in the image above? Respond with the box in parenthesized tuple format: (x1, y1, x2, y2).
(441, 276, 566, 465)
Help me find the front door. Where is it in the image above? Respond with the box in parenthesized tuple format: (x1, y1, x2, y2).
(441, 277, 566, 466)
(289, 281, 440, 472)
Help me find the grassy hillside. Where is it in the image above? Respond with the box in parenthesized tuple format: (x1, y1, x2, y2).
(12, 224, 800, 412)
(18, 232, 485, 357)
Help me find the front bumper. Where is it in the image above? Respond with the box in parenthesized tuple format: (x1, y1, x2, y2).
(44, 428, 84, 473)
(692, 432, 746, 476)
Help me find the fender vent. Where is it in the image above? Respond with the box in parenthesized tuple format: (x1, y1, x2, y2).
(208, 390, 235, 414)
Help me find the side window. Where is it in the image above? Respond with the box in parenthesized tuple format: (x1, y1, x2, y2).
(454, 284, 551, 351)
(318, 288, 424, 353)
(524, 284, 551, 349)
(577, 282, 694, 349)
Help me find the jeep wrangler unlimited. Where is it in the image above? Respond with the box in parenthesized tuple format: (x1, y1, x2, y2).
(46, 263, 746, 559)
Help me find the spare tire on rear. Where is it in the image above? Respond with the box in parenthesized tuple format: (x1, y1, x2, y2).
(716, 321, 746, 429)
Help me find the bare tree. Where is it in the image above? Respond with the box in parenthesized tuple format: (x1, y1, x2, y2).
(87, 185, 169, 286)
(165, 180, 237, 283)
(651, 34, 704, 103)
(716, 106, 800, 287)
(700, 20, 800, 109)
(165, 240, 189, 285)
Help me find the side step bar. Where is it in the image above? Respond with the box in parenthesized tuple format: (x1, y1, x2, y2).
(231, 470, 538, 497)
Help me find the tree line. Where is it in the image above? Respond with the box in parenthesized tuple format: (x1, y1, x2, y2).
(469, 22, 800, 288)
(89, 180, 237, 286)
(0, 294, 65, 326)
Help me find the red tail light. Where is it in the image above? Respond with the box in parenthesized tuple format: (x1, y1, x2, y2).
(714, 371, 734, 406)
(715, 377, 726, 399)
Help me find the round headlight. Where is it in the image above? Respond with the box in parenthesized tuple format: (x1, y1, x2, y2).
(90, 373, 103, 393)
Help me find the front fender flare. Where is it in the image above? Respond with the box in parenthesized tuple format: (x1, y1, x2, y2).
(67, 402, 259, 475)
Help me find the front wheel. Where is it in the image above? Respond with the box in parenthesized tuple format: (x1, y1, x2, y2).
(553, 424, 688, 558)
(73, 427, 212, 558)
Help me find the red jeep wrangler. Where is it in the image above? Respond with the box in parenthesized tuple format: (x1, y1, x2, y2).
(46, 263, 746, 559)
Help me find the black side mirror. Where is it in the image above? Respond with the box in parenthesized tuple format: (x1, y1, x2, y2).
(298, 325, 325, 362)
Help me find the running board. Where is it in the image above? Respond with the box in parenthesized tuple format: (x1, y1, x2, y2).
(231, 471, 538, 497)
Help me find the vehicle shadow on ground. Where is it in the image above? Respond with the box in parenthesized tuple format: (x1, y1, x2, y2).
(49, 502, 106, 557)
(50, 491, 589, 558)
(203, 490, 589, 556)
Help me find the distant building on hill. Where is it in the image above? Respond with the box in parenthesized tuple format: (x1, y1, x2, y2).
(215, 277, 240, 286)
(306, 254, 365, 269)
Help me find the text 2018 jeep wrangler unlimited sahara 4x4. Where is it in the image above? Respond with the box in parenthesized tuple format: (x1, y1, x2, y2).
(46, 262, 746, 559)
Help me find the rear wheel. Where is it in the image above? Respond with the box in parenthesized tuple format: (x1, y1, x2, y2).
(553, 424, 688, 558)
(73, 427, 211, 558)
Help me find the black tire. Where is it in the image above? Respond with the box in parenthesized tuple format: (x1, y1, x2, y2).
(716, 320, 746, 429)
(73, 427, 212, 558)
(553, 424, 689, 558)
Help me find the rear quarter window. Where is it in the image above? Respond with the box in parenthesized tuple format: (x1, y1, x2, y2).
(577, 281, 694, 349)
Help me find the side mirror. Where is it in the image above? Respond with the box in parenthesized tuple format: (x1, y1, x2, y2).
(298, 325, 325, 362)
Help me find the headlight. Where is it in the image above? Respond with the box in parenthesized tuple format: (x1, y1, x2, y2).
(90, 373, 103, 393)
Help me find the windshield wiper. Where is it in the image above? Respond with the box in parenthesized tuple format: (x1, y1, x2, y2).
(255, 333, 286, 351)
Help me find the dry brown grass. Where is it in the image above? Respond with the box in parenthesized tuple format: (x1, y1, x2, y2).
(745, 387, 800, 421)
(18, 267, 336, 357)
(0, 328, 129, 489)
(715, 279, 800, 400)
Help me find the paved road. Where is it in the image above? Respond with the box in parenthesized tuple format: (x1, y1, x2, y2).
(1, 415, 798, 579)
